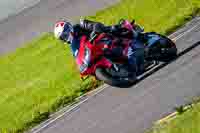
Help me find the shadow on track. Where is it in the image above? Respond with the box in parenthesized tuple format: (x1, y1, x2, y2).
(123, 41, 200, 88)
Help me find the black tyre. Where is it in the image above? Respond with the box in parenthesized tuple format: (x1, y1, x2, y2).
(95, 67, 136, 87)
(158, 35, 177, 61)
(147, 34, 177, 62)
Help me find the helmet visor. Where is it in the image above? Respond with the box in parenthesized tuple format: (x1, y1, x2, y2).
(60, 23, 74, 43)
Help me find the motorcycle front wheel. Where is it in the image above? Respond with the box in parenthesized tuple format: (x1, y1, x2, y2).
(95, 66, 136, 87)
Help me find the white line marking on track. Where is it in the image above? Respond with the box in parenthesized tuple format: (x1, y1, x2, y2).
(171, 22, 200, 41)
(168, 18, 200, 38)
(30, 20, 200, 133)
(31, 85, 108, 133)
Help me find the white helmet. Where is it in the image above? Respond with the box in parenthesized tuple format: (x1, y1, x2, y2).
(54, 20, 74, 43)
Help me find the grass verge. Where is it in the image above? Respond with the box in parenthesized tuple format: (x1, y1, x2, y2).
(0, 0, 200, 132)
(147, 98, 200, 133)
(0, 33, 102, 132)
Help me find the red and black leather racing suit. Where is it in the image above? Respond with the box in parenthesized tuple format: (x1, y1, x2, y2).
(69, 19, 144, 76)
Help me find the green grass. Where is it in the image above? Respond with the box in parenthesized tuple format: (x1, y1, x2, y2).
(148, 103, 200, 133)
(0, 0, 200, 132)
(87, 0, 200, 35)
(0, 33, 101, 132)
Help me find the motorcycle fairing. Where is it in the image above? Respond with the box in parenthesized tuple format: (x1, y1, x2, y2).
(76, 35, 112, 76)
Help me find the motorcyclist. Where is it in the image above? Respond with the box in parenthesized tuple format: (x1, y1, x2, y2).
(54, 19, 145, 79)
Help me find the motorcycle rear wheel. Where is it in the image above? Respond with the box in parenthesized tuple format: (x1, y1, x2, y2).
(146, 34, 177, 62)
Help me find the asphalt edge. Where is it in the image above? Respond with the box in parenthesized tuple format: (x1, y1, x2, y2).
(155, 104, 194, 125)
(28, 16, 200, 133)
(28, 84, 108, 133)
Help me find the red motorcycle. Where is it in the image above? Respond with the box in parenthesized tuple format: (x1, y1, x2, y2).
(76, 20, 177, 87)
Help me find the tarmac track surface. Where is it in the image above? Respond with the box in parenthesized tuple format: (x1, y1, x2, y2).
(1, 1, 200, 133)
(29, 17, 200, 133)
(0, 0, 119, 55)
